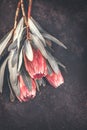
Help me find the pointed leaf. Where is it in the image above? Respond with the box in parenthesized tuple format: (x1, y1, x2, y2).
(31, 17, 45, 33)
(11, 49, 18, 67)
(43, 33, 67, 49)
(17, 21, 24, 49)
(57, 61, 66, 69)
(9, 86, 16, 102)
(7, 75, 15, 102)
(31, 34, 48, 59)
(0, 29, 13, 56)
(8, 50, 20, 97)
(47, 62, 53, 75)
(46, 51, 60, 74)
(17, 47, 23, 72)
(0, 57, 8, 93)
(21, 68, 32, 91)
(13, 17, 24, 43)
(28, 18, 46, 46)
(24, 39, 33, 61)
(31, 17, 67, 49)
(54, 57, 66, 70)
(8, 39, 17, 51)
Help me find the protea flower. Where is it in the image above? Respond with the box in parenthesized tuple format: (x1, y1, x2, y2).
(18, 75, 36, 102)
(24, 48, 48, 79)
(0, 0, 67, 102)
(46, 71, 64, 88)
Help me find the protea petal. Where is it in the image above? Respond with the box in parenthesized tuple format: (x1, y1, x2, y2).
(28, 79, 36, 99)
(24, 49, 48, 79)
(46, 71, 64, 88)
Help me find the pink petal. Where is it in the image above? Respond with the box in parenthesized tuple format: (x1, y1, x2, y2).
(29, 79, 36, 99)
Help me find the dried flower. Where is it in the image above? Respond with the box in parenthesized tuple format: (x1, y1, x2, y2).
(24, 48, 48, 79)
(46, 71, 64, 88)
(18, 75, 36, 102)
(0, 0, 67, 102)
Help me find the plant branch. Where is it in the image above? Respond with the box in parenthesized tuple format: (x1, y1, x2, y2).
(13, 0, 21, 31)
(28, 0, 32, 18)
(21, 0, 30, 39)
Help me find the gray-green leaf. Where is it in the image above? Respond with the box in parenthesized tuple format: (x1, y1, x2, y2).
(46, 51, 60, 74)
(31, 34, 48, 59)
(0, 57, 8, 93)
(0, 29, 13, 56)
(21, 68, 32, 91)
(43, 33, 67, 49)
(28, 18, 46, 46)
(13, 17, 24, 43)
(17, 47, 23, 72)
(8, 50, 20, 97)
(23, 39, 33, 61)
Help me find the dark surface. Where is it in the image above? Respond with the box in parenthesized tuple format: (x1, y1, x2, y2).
(0, 0, 87, 130)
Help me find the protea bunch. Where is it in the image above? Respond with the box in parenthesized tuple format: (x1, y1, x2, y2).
(0, 0, 67, 102)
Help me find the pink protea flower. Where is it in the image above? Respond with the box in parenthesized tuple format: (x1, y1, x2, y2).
(46, 71, 64, 88)
(17, 75, 36, 102)
(24, 49, 48, 79)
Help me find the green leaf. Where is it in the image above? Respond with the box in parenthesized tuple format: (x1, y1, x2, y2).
(20, 67, 32, 91)
(23, 39, 33, 61)
(8, 50, 20, 97)
(31, 17, 67, 49)
(31, 17, 45, 33)
(7, 75, 15, 102)
(46, 51, 60, 74)
(17, 47, 23, 72)
(8, 39, 17, 51)
(11, 49, 18, 67)
(28, 18, 46, 46)
(31, 34, 48, 59)
(0, 57, 8, 93)
(13, 17, 24, 42)
(0, 29, 13, 56)
(43, 33, 67, 49)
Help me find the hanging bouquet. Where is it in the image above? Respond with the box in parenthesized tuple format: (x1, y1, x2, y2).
(0, 0, 67, 102)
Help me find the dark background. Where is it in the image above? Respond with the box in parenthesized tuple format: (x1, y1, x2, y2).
(0, 0, 87, 130)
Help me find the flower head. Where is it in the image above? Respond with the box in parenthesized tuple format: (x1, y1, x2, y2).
(46, 71, 64, 88)
(18, 75, 36, 102)
(24, 49, 48, 79)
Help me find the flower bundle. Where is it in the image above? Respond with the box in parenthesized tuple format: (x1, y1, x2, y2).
(0, 0, 67, 102)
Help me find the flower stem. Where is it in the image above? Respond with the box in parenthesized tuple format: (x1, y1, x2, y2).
(21, 0, 30, 39)
(28, 0, 32, 18)
(13, 1, 21, 32)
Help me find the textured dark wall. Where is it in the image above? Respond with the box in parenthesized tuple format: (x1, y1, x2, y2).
(0, 0, 87, 130)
